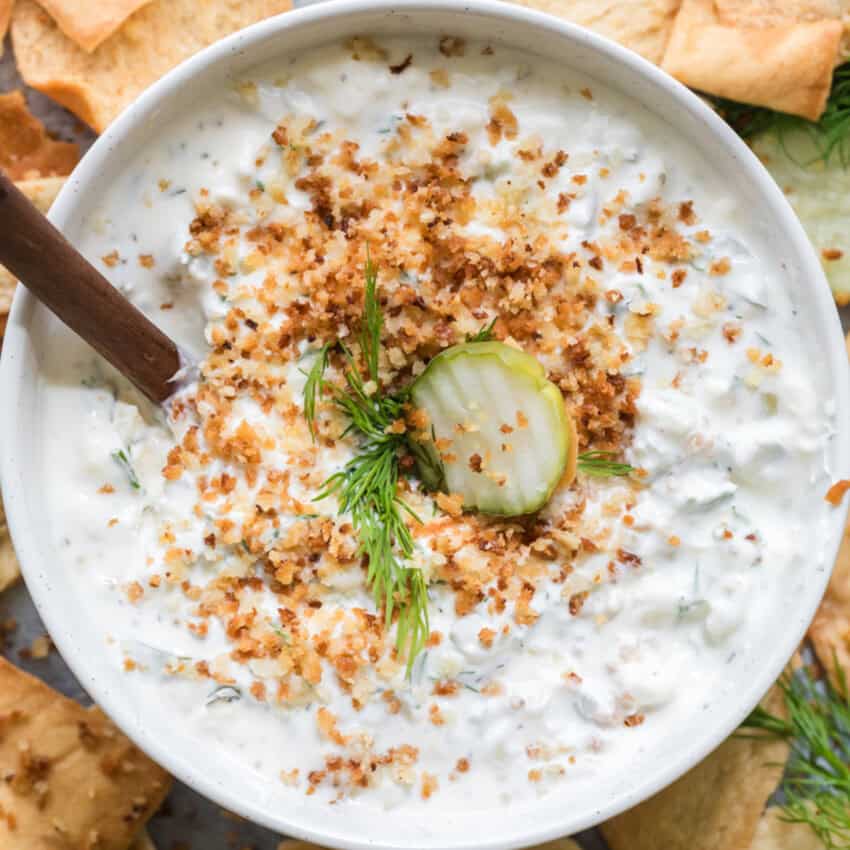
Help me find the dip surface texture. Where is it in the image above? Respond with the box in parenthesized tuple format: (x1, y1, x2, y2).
(38, 36, 834, 813)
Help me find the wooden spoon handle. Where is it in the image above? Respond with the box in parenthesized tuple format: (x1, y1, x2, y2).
(0, 172, 182, 403)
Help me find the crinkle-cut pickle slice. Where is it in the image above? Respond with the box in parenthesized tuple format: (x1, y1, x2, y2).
(411, 341, 577, 516)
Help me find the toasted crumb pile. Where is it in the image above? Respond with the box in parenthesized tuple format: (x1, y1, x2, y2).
(106, 37, 746, 799)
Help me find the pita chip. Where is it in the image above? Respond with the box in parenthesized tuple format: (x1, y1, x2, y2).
(33, 0, 153, 52)
(0, 0, 12, 57)
(601, 684, 789, 850)
(662, 0, 842, 120)
(0, 90, 79, 181)
(749, 806, 826, 850)
(0, 494, 19, 593)
(131, 831, 157, 850)
(808, 492, 850, 689)
(12, 0, 293, 134)
(505, 0, 682, 64)
(715, 0, 840, 28)
(12, 175, 66, 214)
(0, 656, 172, 849)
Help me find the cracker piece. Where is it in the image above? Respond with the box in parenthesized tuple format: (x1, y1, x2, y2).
(808, 503, 850, 689)
(662, 0, 842, 120)
(131, 830, 157, 850)
(749, 806, 826, 849)
(600, 685, 790, 850)
(0, 89, 79, 180)
(33, 0, 153, 52)
(506, 0, 682, 64)
(716, 0, 840, 28)
(0, 494, 19, 593)
(0, 656, 172, 849)
(11, 0, 293, 133)
(15, 175, 66, 213)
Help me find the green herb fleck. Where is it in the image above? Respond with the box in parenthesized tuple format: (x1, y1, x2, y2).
(466, 317, 497, 343)
(360, 252, 382, 385)
(111, 449, 140, 490)
(577, 451, 634, 478)
(302, 343, 332, 441)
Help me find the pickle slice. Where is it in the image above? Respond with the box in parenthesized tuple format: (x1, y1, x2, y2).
(410, 341, 576, 516)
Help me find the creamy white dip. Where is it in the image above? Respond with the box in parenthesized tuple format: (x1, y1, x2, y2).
(37, 36, 835, 816)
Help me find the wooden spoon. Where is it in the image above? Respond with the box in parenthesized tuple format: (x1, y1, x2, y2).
(0, 171, 182, 403)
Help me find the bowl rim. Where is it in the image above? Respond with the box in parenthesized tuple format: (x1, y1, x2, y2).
(2, 0, 849, 847)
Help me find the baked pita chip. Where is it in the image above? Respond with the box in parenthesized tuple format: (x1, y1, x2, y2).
(131, 830, 157, 850)
(0, 176, 65, 346)
(13, 175, 66, 214)
(0, 89, 79, 181)
(601, 684, 790, 850)
(0, 656, 172, 849)
(12, 0, 293, 134)
(662, 0, 842, 120)
(0, 0, 12, 57)
(716, 0, 840, 28)
(0, 494, 19, 593)
(808, 492, 850, 689)
(506, 0, 682, 64)
(749, 806, 826, 849)
(33, 0, 153, 52)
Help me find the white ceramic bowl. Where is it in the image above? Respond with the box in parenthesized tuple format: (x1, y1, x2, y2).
(3, 2, 849, 847)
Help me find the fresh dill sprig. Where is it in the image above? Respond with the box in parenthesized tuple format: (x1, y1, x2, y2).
(742, 663, 850, 849)
(577, 450, 634, 478)
(466, 317, 497, 343)
(310, 259, 429, 672)
(711, 61, 850, 167)
(360, 253, 382, 384)
(302, 342, 331, 441)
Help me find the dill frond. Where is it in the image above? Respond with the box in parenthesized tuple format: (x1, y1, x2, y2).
(466, 317, 497, 343)
(741, 663, 850, 849)
(712, 61, 850, 168)
(577, 451, 634, 478)
(310, 257, 429, 673)
(360, 253, 382, 385)
(302, 342, 331, 441)
(317, 407, 428, 674)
